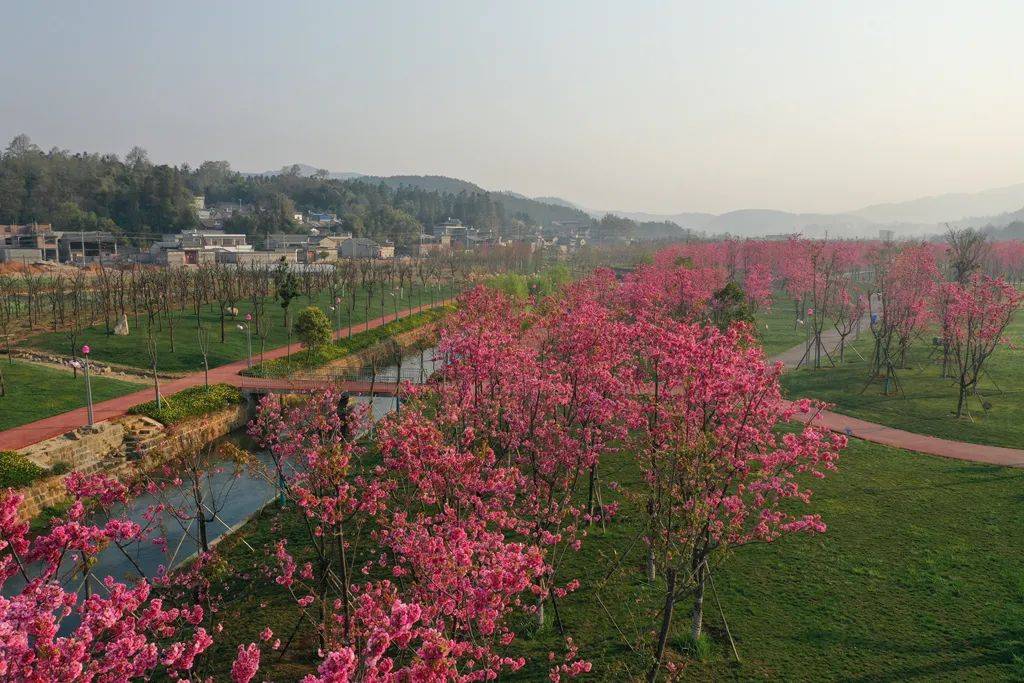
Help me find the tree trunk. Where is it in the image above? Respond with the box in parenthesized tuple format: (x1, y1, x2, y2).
(152, 364, 161, 409)
(956, 380, 967, 418)
(285, 308, 292, 372)
(646, 547, 657, 581)
(647, 567, 677, 683)
(691, 562, 707, 641)
(586, 464, 596, 522)
(194, 477, 210, 553)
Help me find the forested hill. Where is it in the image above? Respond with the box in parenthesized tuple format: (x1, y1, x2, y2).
(0, 135, 198, 237)
(365, 174, 592, 225)
(366, 174, 484, 195)
(0, 136, 591, 247)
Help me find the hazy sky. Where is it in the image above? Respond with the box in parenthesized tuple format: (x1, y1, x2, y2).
(3, 1, 1023, 214)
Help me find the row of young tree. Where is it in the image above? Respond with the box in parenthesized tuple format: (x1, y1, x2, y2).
(0, 247, 846, 680)
(0, 244, 554, 406)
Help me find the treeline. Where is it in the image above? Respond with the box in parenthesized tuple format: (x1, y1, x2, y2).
(0, 137, 555, 247)
(0, 135, 197, 237)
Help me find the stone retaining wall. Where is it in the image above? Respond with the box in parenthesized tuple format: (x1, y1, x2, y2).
(14, 403, 254, 522)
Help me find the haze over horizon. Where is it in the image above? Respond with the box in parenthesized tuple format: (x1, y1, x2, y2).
(3, 1, 1023, 216)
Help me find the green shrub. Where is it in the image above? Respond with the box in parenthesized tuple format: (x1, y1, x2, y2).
(294, 306, 332, 349)
(485, 266, 573, 300)
(710, 281, 754, 330)
(49, 461, 72, 476)
(244, 306, 453, 379)
(128, 383, 243, 425)
(0, 450, 46, 488)
(488, 273, 530, 299)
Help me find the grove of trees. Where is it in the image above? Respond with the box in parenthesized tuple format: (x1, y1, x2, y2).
(0, 248, 848, 680)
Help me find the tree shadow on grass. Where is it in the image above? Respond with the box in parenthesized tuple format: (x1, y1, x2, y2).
(779, 624, 1024, 682)
(850, 472, 1024, 497)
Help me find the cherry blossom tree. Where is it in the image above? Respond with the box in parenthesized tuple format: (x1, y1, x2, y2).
(0, 476, 215, 680)
(628, 320, 845, 682)
(866, 243, 941, 393)
(940, 274, 1023, 417)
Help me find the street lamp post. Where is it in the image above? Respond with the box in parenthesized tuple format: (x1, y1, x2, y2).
(82, 345, 94, 427)
(335, 296, 342, 337)
(239, 314, 253, 369)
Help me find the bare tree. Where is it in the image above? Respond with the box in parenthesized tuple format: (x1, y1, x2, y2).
(946, 227, 989, 285)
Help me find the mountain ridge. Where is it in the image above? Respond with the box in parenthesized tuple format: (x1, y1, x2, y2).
(249, 163, 1024, 237)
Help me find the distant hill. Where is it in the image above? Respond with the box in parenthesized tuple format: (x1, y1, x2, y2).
(249, 165, 1024, 239)
(634, 220, 689, 240)
(850, 183, 1024, 224)
(701, 209, 875, 237)
(601, 210, 717, 230)
(366, 174, 486, 195)
(600, 208, 874, 237)
(253, 163, 364, 181)
(957, 205, 1024, 231)
(501, 194, 591, 225)
(364, 175, 591, 225)
(533, 196, 581, 210)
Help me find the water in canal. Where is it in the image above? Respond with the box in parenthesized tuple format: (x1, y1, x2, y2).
(7, 346, 442, 607)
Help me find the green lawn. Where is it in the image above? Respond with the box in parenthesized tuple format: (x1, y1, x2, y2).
(23, 283, 456, 374)
(781, 312, 1024, 449)
(756, 297, 806, 357)
(0, 360, 142, 430)
(203, 435, 1024, 681)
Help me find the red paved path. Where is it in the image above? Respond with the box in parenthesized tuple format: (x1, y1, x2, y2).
(0, 302, 440, 451)
(770, 338, 1024, 468)
(786, 402, 1024, 467)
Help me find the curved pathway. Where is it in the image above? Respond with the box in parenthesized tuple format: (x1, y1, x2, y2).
(771, 332, 1024, 467)
(0, 302, 442, 451)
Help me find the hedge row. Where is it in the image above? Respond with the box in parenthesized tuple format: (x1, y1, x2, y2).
(243, 306, 453, 379)
(128, 383, 244, 425)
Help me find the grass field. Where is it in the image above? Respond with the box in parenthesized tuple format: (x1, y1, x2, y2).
(204, 434, 1024, 681)
(23, 283, 456, 374)
(781, 312, 1024, 449)
(755, 297, 806, 357)
(0, 360, 142, 430)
